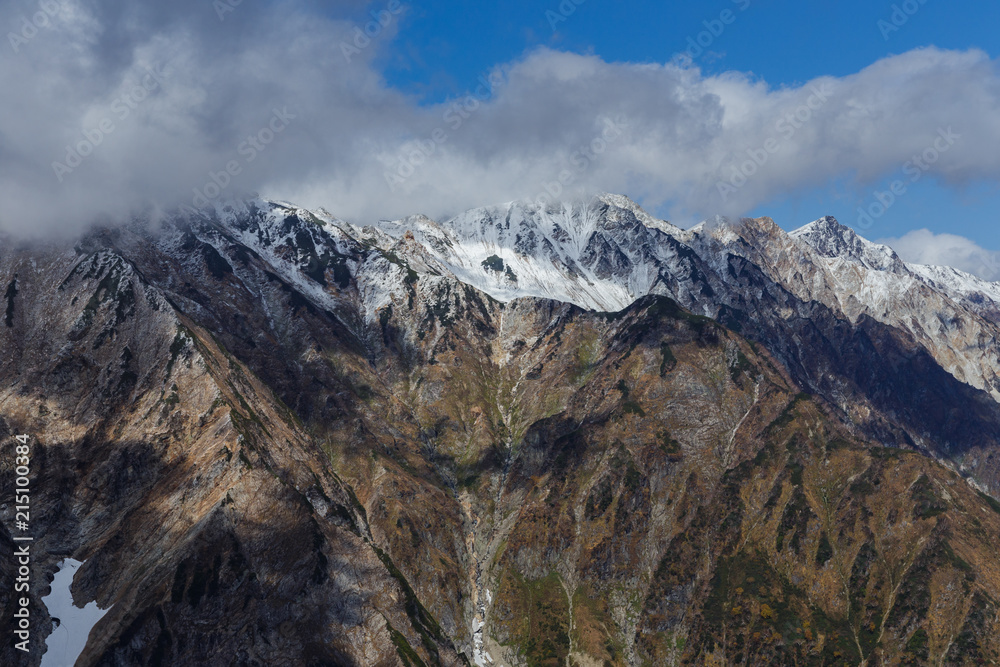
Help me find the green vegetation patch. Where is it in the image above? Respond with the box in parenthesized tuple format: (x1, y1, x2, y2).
(494, 571, 570, 667)
(659, 341, 677, 376)
(728, 349, 757, 384)
(815, 533, 834, 565)
(976, 490, 1000, 515)
(657, 430, 683, 462)
(702, 549, 860, 664)
(910, 474, 946, 519)
(165, 327, 192, 377)
(904, 628, 929, 662)
(767, 393, 810, 433)
(615, 380, 645, 417)
(775, 488, 812, 554)
(372, 546, 446, 664)
(387, 621, 428, 667)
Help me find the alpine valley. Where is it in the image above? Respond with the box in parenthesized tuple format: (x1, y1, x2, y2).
(3, 193, 1000, 666)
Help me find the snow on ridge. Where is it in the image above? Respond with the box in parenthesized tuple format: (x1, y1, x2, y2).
(228, 195, 1000, 322)
(248, 197, 992, 314)
(195, 195, 1000, 404)
(339, 197, 666, 311)
(595, 193, 681, 235)
(788, 215, 840, 236)
(788, 216, 1000, 310)
(908, 262, 1000, 303)
(790, 216, 903, 273)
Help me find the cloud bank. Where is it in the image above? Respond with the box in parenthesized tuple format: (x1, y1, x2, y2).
(883, 230, 1000, 281)
(2, 0, 1000, 252)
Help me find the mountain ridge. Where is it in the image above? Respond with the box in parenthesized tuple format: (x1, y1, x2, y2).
(188, 194, 1000, 494)
(3, 194, 1000, 665)
(321, 194, 1000, 401)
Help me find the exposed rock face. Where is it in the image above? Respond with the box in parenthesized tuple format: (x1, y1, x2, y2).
(0, 198, 998, 666)
(0, 229, 465, 666)
(349, 197, 1000, 495)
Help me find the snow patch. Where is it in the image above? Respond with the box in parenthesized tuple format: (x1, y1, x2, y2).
(41, 559, 110, 667)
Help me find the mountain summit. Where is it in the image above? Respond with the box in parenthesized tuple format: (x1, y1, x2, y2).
(790, 215, 905, 272)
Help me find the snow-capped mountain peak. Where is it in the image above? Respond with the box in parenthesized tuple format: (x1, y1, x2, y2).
(193, 195, 1000, 405)
(790, 216, 904, 273)
(337, 195, 688, 312)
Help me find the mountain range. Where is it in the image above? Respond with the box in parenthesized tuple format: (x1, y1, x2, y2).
(2, 194, 1000, 665)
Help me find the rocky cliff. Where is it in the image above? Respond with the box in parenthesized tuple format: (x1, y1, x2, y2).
(0, 197, 999, 665)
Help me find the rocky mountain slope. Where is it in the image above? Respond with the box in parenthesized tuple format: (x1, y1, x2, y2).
(348, 195, 1000, 495)
(0, 196, 998, 665)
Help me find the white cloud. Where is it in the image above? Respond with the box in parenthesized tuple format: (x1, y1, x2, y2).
(882, 229, 1000, 281)
(2, 1, 1000, 237)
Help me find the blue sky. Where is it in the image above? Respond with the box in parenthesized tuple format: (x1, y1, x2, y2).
(377, 1, 997, 102)
(358, 0, 1000, 250)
